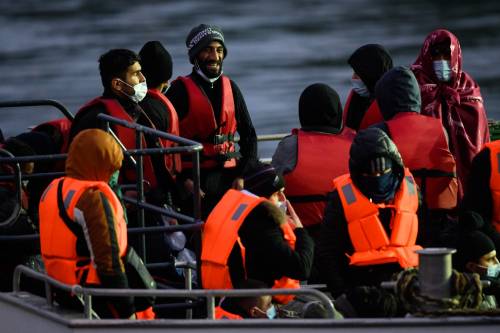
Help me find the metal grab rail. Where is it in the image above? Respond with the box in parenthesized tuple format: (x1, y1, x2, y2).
(13, 265, 336, 320)
(0, 99, 74, 120)
(97, 113, 204, 262)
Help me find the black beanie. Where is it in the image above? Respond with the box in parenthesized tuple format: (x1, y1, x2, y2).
(243, 164, 285, 198)
(299, 83, 342, 130)
(139, 41, 173, 88)
(185, 24, 227, 64)
(460, 231, 496, 264)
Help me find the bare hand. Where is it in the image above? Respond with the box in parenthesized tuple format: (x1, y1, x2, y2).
(231, 177, 244, 190)
(184, 178, 205, 198)
(286, 200, 303, 229)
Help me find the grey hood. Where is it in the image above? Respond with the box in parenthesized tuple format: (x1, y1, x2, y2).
(375, 66, 421, 120)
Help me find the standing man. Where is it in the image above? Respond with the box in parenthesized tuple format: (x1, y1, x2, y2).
(166, 24, 257, 216)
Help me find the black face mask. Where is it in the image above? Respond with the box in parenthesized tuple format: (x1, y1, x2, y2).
(357, 171, 399, 203)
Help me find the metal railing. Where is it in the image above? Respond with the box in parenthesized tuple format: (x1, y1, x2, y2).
(13, 265, 336, 320)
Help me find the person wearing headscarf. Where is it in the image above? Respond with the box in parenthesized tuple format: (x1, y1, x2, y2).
(411, 29, 490, 199)
(166, 24, 257, 216)
(317, 127, 422, 317)
(374, 66, 458, 247)
(272, 83, 354, 239)
(344, 44, 393, 131)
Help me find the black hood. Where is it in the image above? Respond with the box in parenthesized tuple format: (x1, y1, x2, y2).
(299, 83, 342, 133)
(348, 44, 393, 93)
(349, 127, 404, 187)
(375, 66, 421, 120)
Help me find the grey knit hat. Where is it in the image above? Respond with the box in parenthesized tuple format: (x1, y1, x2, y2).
(185, 24, 227, 64)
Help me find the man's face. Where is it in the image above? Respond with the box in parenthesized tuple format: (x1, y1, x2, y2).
(113, 61, 145, 95)
(196, 41, 224, 78)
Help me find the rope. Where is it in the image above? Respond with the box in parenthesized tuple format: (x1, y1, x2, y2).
(396, 268, 491, 316)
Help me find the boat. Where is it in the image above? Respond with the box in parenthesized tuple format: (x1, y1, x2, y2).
(1, 99, 500, 332)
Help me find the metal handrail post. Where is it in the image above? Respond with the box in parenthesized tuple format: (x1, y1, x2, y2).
(206, 295, 215, 320)
(84, 293, 93, 319)
(185, 267, 193, 319)
(135, 129, 146, 262)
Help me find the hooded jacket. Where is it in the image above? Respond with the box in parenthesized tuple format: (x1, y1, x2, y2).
(344, 44, 393, 131)
(376, 67, 458, 211)
(39, 129, 135, 318)
(273, 83, 354, 228)
(317, 128, 418, 296)
(411, 29, 490, 198)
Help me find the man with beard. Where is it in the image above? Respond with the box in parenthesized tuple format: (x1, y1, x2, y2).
(166, 24, 257, 217)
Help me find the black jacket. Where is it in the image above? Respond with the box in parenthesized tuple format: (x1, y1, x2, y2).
(227, 201, 314, 287)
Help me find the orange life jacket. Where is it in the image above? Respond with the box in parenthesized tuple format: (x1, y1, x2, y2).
(343, 90, 383, 130)
(39, 177, 127, 285)
(386, 112, 458, 210)
(483, 141, 500, 232)
(146, 89, 182, 175)
(284, 128, 354, 227)
(201, 190, 265, 289)
(177, 75, 237, 169)
(201, 189, 300, 301)
(333, 169, 422, 268)
(272, 220, 300, 304)
(215, 306, 244, 320)
(77, 97, 164, 188)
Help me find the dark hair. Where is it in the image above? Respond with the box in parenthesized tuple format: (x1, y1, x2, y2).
(98, 49, 140, 90)
(3, 137, 35, 157)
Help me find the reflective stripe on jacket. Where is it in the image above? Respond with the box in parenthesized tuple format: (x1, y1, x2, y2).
(333, 168, 422, 268)
(386, 112, 458, 210)
(484, 141, 500, 232)
(39, 177, 127, 285)
(177, 75, 237, 169)
(284, 128, 354, 227)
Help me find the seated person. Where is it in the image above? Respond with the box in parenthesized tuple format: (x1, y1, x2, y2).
(215, 279, 276, 319)
(39, 129, 156, 319)
(317, 127, 422, 317)
(201, 162, 314, 299)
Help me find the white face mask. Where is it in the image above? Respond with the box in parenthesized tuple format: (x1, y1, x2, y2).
(351, 78, 370, 98)
(119, 79, 148, 103)
(432, 60, 452, 82)
(487, 264, 500, 278)
(276, 200, 287, 215)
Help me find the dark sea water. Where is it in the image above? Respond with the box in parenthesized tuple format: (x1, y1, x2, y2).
(1, 0, 499, 157)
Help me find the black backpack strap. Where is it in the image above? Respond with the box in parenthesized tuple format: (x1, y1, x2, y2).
(57, 178, 85, 239)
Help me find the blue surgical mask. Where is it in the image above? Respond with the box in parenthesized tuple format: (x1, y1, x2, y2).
(487, 264, 500, 278)
(432, 60, 452, 82)
(119, 79, 148, 103)
(266, 305, 277, 319)
(351, 78, 370, 98)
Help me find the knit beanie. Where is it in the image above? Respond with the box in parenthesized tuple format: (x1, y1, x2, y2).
(461, 231, 495, 264)
(243, 164, 285, 198)
(186, 24, 227, 64)
(139, 41, 173, 88)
